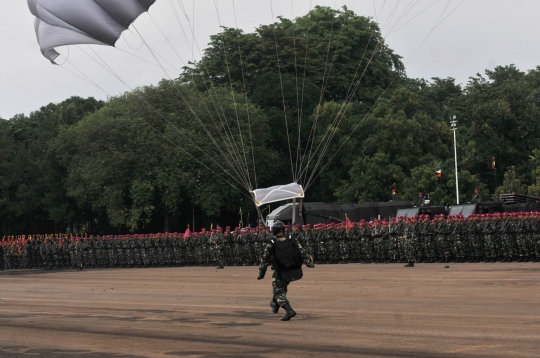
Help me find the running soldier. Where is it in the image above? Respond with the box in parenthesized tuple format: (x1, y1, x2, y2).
(257, 221, 315, 321)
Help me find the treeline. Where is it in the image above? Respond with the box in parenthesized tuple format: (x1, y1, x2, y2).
(1, 6, 540, 235)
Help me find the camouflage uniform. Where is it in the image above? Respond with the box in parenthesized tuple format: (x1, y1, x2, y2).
(387, 219, 400, 263)
(421, 216, 436, 263)
(403, 218, 418, 264)
(501, 214, 516, 262)
(257, 234, 314, 308)
(0, 240, 4, 270)
(481, 215, 497, 262)
(360, 222, 373, 263)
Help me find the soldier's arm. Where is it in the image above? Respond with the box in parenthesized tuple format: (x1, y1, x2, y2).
(257, 242, 273, 279)
(293, 238, 315, 267)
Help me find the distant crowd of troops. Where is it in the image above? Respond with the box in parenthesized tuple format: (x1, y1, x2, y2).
(1, 211, 540, 271)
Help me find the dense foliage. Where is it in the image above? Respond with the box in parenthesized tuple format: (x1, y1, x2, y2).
(2, 7, 540, 235)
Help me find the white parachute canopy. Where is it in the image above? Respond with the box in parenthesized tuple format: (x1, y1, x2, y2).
(251, 183, 304, 207)
(28, 0, 156, 63)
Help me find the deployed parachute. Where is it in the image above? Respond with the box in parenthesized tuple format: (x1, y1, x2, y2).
(27, 0, 464, 226)
(251, 183, 304, 207)
(29, 0, 155, 63)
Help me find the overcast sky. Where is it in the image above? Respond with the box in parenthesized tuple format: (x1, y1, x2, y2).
(1, 0, 539, 119)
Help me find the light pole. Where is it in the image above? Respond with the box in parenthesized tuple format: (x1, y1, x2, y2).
(450, 115, 459, 204)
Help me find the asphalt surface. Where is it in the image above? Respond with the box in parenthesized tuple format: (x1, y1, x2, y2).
(0, 262, 539, 358)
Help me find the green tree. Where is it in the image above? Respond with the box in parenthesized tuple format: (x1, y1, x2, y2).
(55, 81, 278, 232)
(493, 166, 528, 200)
(335, 88, 454, 203)
(183, 6, 403, 107)
(460, 65, 540, 191)
(527, 149, 540, 196)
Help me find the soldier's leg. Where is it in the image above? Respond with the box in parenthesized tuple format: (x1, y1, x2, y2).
(404, 238, 415, 267)
(272, 271, 289, 308)
(533, 235, 540, 262)
(216, 249, 225, 269)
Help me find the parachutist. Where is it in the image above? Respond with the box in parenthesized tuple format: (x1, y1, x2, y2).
(257, 220, 314, 321)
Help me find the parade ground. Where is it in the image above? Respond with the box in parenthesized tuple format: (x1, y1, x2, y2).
(0, 263, 539, 358)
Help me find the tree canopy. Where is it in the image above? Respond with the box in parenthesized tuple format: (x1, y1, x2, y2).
(2, 7, 540, 235)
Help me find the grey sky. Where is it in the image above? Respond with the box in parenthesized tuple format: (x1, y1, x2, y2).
(1, 0, 539, 119)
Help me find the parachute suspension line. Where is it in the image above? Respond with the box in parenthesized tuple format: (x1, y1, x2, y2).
(146, 14, 190, 71)
(400, 0, 466, 66)
(297, 8, 340, 181)
(168, 0, 253, 190)
(54, 46, 70, 66)
(120, 105, 252, 200)
(122, 31, 145, 50)
(376, 0, 388, 23)
(372, 0, 379, 22)
(290, 0, 301, 182)
(306, 41, 384, 186)
(130, 25, 254, 190)
(270, 0, 296, 182)
(122, 24, 183, 74)
(79, 46, 124, 84)
(57, 62, 108, 95)
(304, 39, 385, 189)
(380, 0, 401, 36)
(302, 23, 394, 187)
(61, 58, 110, 96)
(433, 0, 467, 30)
(147, 13, 251, 189)
(308, 4, 420, 187)
(297, 7, 354, 184)
(129, 109, 252, 199)
(212, 0, 254, 191)
(231, 0, 258, 189)
(304, 0, 467, 191)
(192, 0, 196, 64)
(83, 43, 242, 183)
(305, 0, 426, 185)
(294, 0, 316, 182)
(175, 0, 253, 190)
(298, 14, 382, 184)
(134, 30, 253, 192)
(115, 47, 179, 75)
(167, 0, 250, 184)
(175, 0, 191, 20)
(59, 51, 250, 196)
(385, 0, 419, 37)
(387, 0, 444, 37)
(308, 2, 444, 182)
(290, 0, 317, 182)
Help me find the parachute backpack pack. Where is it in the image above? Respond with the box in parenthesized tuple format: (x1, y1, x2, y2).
(271, 236, 303, 282)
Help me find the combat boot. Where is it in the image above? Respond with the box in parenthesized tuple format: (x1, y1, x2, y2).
(281, 303, 296, 321)
(270, 298, 280, 314)
(404, 261, 414, 267)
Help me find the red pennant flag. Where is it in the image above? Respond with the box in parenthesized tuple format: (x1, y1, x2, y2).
(345, 214, 352, 233)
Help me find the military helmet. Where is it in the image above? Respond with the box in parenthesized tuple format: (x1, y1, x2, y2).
(271, 220, 286, 236)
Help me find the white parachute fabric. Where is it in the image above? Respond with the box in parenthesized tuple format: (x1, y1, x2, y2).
(251, 183, 304, 207)
(28, 0, 156, 63)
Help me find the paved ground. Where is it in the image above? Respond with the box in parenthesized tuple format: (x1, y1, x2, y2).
(0, 263, 539, 358)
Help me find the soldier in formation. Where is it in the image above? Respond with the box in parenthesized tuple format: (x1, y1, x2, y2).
(2, 211, 540, 271)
